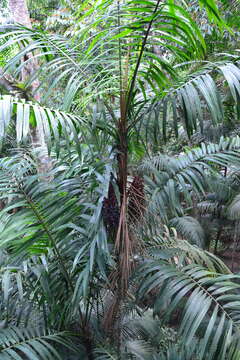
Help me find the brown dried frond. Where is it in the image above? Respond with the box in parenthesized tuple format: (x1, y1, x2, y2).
(128, 176, 145, 224)
(104, 192, 134, 334)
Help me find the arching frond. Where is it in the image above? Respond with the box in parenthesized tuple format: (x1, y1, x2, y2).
(197, 200, 220, 215)
(93, 347, 117, 360)
(0, 153, 84, 304)
(137, 263, 240, 360)
(147, 228, 230, 273)
(0, 155, 80, 250)
(170, 216, 206, 248)
(0, 327, 74, 359)
(0, 0, 224, 112)
(143, 136, 240, 222)
(0, 95, 83, 155)
(143, 60, 240, 140)
(0, 150, 114, 322)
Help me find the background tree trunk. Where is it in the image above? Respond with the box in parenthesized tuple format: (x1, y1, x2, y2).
(8, 0, 31, 27)
(8, 0, 52, 180)
(8, 0, 40, 100)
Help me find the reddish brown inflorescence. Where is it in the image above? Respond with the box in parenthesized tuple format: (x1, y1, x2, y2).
(102, 182, 120, 232)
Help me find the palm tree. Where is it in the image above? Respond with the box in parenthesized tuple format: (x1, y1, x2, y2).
(0, 0, 240, 358)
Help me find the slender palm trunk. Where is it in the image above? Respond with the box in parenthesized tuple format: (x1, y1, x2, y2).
(117, 92, 131, 291)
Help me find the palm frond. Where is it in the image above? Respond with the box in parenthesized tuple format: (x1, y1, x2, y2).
(170, 216, 206, 248)
(125, 339, 153, 359)
(137, 263, 240, 360)
(0, 154, 81, 291)
(147, 227, 230, 273)
(0, 0, 221, 111)
(142, 136, 240, 222)
(0, 326, 74, 360)
(140, 59, 240, 142)
(0, 0, 233, 143)
(93, 347, 117, 360)
(0, 95, 83, 155)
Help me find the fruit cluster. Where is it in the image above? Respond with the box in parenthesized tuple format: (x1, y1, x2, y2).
(102, 182, 120, 232)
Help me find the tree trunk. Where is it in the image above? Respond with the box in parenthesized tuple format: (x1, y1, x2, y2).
(8, 0, 52, 180)
(8, 0, 31, 27)
(8, 0, 40, 100)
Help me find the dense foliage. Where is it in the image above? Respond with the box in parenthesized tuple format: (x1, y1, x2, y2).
(0, 0, 240, 359)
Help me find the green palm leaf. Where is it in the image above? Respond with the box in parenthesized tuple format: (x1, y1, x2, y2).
(0, 95, 83, 155)
(143, 136, 240, 222)
(0, 327, 74, 360)
(170, 216, 206, 248)
(137, 263, 240, 360)
(0, 0, 223, 110)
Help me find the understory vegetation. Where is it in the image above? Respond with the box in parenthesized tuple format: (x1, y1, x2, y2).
(1, 0, 240, 359)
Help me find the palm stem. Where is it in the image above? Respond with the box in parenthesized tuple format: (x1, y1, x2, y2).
(125, 0, 162, 117)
